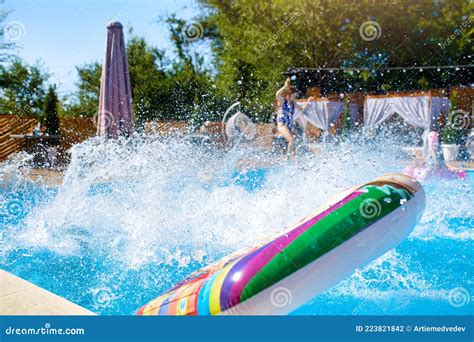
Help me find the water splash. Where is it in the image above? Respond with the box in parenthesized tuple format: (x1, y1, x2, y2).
(1, 131, 472, 314)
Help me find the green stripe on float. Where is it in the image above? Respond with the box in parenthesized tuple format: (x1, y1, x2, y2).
(240, 185, 411, 302)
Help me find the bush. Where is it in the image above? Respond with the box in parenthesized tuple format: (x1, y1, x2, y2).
(44, 85, 61, 145)
(442, 90, 462, 145)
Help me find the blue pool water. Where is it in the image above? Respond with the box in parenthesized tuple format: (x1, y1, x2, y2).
(1, 140, 473, 315)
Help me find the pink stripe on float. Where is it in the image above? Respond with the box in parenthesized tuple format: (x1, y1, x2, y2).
(225, 190, 364, 307)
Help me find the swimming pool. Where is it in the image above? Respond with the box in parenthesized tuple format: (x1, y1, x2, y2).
(1, 138, 473, 315)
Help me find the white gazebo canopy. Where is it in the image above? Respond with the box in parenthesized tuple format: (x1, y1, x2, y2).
(364, 92, 450, 153)
(298, 98, 349, 143)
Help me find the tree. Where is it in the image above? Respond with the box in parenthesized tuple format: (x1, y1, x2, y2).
(65, 38, 171, 123)
(164, 16, 229, 124)
(0, 0, 16, 63)
(442, 90, 461, 145)
(126, 35, 169, 124)
(339, 96, 352, 138)
(65, 31, 227, 126)
(43, 85, 61, 145)
(197, 0, 473, 120)
(0, 59, 48, 116)
(63, 62, 102, 117)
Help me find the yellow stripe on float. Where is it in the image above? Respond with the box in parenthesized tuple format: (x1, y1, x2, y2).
(209, 258, 242, 315)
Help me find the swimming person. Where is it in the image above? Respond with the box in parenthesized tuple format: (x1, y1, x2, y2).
(275, 77, 314, 156)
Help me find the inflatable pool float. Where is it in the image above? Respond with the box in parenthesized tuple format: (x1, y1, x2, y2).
(137, 174, 425, 315)
(404, 164, 467, 181)
(403, 131, 468, 181)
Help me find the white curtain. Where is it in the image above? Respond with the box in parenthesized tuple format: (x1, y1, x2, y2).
(364, 97, 392, 128)
(364, 95, 450, 156)
(365, 96, 431, 129)
(302, 100, 344, 143)
(424, 97, 450, 156)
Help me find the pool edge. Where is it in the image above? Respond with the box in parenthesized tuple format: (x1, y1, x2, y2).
(0, 269, 96, 316)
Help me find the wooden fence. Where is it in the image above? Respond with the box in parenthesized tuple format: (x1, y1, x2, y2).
(0, 115, 36, 161)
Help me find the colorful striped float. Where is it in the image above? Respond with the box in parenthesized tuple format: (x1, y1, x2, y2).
(137, 174, 425, 315)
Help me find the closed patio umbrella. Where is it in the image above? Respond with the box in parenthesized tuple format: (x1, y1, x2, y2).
(97, 21, 133, 138)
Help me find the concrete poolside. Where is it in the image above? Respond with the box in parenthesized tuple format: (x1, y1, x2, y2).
(1, 160, 473, 189)
(448, 161, 474, 171)
(0, 270, 95, 315)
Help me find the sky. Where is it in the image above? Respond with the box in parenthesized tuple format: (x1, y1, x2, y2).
(4, 0, 203, 96)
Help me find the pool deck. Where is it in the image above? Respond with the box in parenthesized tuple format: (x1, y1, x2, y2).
(1, 161, 473, 188)
(446, 161, 474, 170)
(1, 168, 63, 188)
(0, 270, 95, 315)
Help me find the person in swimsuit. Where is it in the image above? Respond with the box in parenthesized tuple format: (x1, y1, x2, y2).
(275, 77, 314, 156)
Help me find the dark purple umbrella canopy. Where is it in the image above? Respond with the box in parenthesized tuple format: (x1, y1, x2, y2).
(97, 22, 133, 138)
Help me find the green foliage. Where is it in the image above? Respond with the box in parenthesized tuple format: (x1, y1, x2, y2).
(3, 0, 472, 129)
(62, 62, 102, 117)
(442, 90, 462, 144)
(126, 35, 168, 125)
(0, 0, 14, 63)
(64, 29, 229, 127)
(339, 97, 352, 137)
(198, 0, 472, 119)
(44, 85, 60, 137)
(0, 59, 48, 116)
